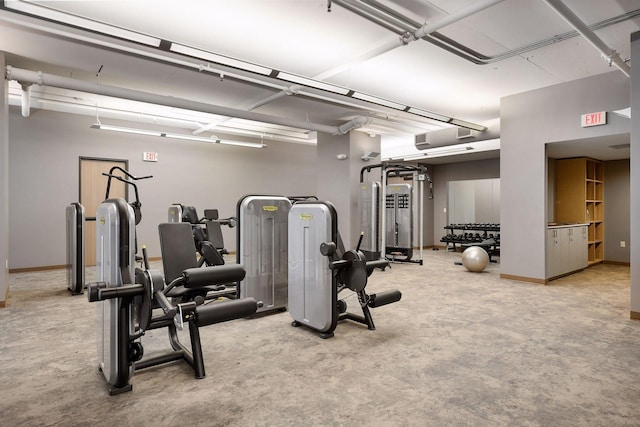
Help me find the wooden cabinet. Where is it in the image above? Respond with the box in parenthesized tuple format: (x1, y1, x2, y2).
(547, 225, 588, 280)
(555, 157, 603, 265)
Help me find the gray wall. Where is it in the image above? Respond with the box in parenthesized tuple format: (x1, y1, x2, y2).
(501, 71, 630, 281)
(604, 159, 630, 263)
(431, 158, 500, 245)
(1, 52, 8, 304)
(316, 131, 381, 248)
(630, 31, 640, 315)
(8, 107, 316, 269)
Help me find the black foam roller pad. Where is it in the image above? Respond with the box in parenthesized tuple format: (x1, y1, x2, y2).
(196, 298, 258, 326)
(368, 289, 402, 307)
(182, 265, 246, 288)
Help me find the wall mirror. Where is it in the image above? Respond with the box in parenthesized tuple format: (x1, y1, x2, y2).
(448, 178, 500, 224)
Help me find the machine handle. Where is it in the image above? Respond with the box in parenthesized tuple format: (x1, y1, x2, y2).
(96, 283, 145, 301)
(154, 290, 177, 318)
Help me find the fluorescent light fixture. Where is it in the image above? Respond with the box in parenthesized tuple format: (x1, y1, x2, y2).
(402, 153, 426, 161)
(91, 124, 264, 148)
(426, 146, 474, 156)
(407, 107, 451, 123)
(170, 43, 273, 75)
(351, 92, 406, 110)
(5, 0, 161, 47)
(91, 123, 162, 137)
(449, 119, 487, 132)
(276, 72, 351, 95)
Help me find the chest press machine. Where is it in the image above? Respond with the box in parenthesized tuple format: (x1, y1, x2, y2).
(87, 169, 257, 395)
(288, 201, 402, 339)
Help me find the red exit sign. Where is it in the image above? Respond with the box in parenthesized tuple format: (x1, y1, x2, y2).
(143, 151, 158, 162)
(581, 111, 607, 127)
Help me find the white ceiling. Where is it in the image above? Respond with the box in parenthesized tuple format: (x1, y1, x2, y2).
(0, 0, 637, 160)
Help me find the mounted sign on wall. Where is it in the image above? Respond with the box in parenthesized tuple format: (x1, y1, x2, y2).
(143, 151, 158, 162)
(581, 111, 607, 128)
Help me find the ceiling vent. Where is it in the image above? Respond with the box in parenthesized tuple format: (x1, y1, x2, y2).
(456, 127, 476, 139)
(415, 133, 429, 150)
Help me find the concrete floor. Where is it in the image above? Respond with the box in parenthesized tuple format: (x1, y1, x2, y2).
(0, 251, 638, 426)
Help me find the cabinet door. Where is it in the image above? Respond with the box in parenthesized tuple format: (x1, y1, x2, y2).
(557, 228, 571, 274)
(546, 229, 557, 278)
(577, 226, 588, 268)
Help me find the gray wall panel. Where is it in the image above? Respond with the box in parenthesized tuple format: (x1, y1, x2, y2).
(603, 159, 630, 263)
(8, 108, 315, 269)
(501, 71, 630, 281)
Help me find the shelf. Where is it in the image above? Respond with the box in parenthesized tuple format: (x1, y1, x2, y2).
(555, 157, 604, 268)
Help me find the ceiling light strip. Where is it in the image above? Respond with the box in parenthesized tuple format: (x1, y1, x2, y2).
(276, 72, 352, 95)
(91, 123, 265, 148)
(170, 43, 272, 76)
(4, 0, 161, 47)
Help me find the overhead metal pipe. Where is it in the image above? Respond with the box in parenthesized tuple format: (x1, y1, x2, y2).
(20, 83, 32, 117)
(542, 0, 631, 77)
(329, 0, 505, 80)
(402, 0, 506, 44)
(5, 66, 367, 135)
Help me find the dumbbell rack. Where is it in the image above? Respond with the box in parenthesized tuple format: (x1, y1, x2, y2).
(440, 223, 500, 252)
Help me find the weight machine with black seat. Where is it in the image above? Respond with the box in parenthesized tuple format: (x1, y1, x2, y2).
(288, 201, 402, 338)
(168, 204, 236, 266)
(88, 170, 257, 395)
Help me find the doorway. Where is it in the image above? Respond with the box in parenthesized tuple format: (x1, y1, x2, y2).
(79, 157, 128, 266)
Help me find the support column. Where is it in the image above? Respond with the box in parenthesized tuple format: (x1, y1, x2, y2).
(630, 32, 640, 318)
(316, 131, 381, 248)
(1, 52, 10, 307)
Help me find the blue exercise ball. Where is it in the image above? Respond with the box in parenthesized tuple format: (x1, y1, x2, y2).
(461, 246, 489, 272)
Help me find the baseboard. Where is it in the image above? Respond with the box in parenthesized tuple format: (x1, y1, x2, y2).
(631, 311, 640, 320)
(500, 273, 546, 285)
(9, 256, 164, 273)
(10, 264, 67, 273)
(603, 260, 631, 267)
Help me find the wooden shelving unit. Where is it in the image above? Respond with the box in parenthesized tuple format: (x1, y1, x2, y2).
(555, 157, 603, 265)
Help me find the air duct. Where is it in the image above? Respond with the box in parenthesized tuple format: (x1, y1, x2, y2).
(415, 118, 500, 150)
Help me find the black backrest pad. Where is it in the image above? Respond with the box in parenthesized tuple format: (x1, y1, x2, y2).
(158, 223, 198, 283)
(205, 220, 225, 250)
(182, 206, 199, 224)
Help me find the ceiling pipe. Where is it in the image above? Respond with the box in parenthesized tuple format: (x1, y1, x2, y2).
(401, 0, 506, 45)
(20, 83, 32, 117)
(326, 0, 505, 81)
(5, 66, 368, 136)
(337, 115, 371, 135)
(541, 0, 631, 77)
(339, 0, 639, 68)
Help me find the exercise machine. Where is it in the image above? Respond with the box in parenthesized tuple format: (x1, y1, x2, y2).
(385, 183, 413, 261)
(360, 162, 432, 265)
(65, 202, 85, 295)
(236, 195, 291, 314)
(288, 201, 402, 338)
(88, 169, 257, 395)
(169, 204, 235, 266)
(358, 181, 380, 261)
